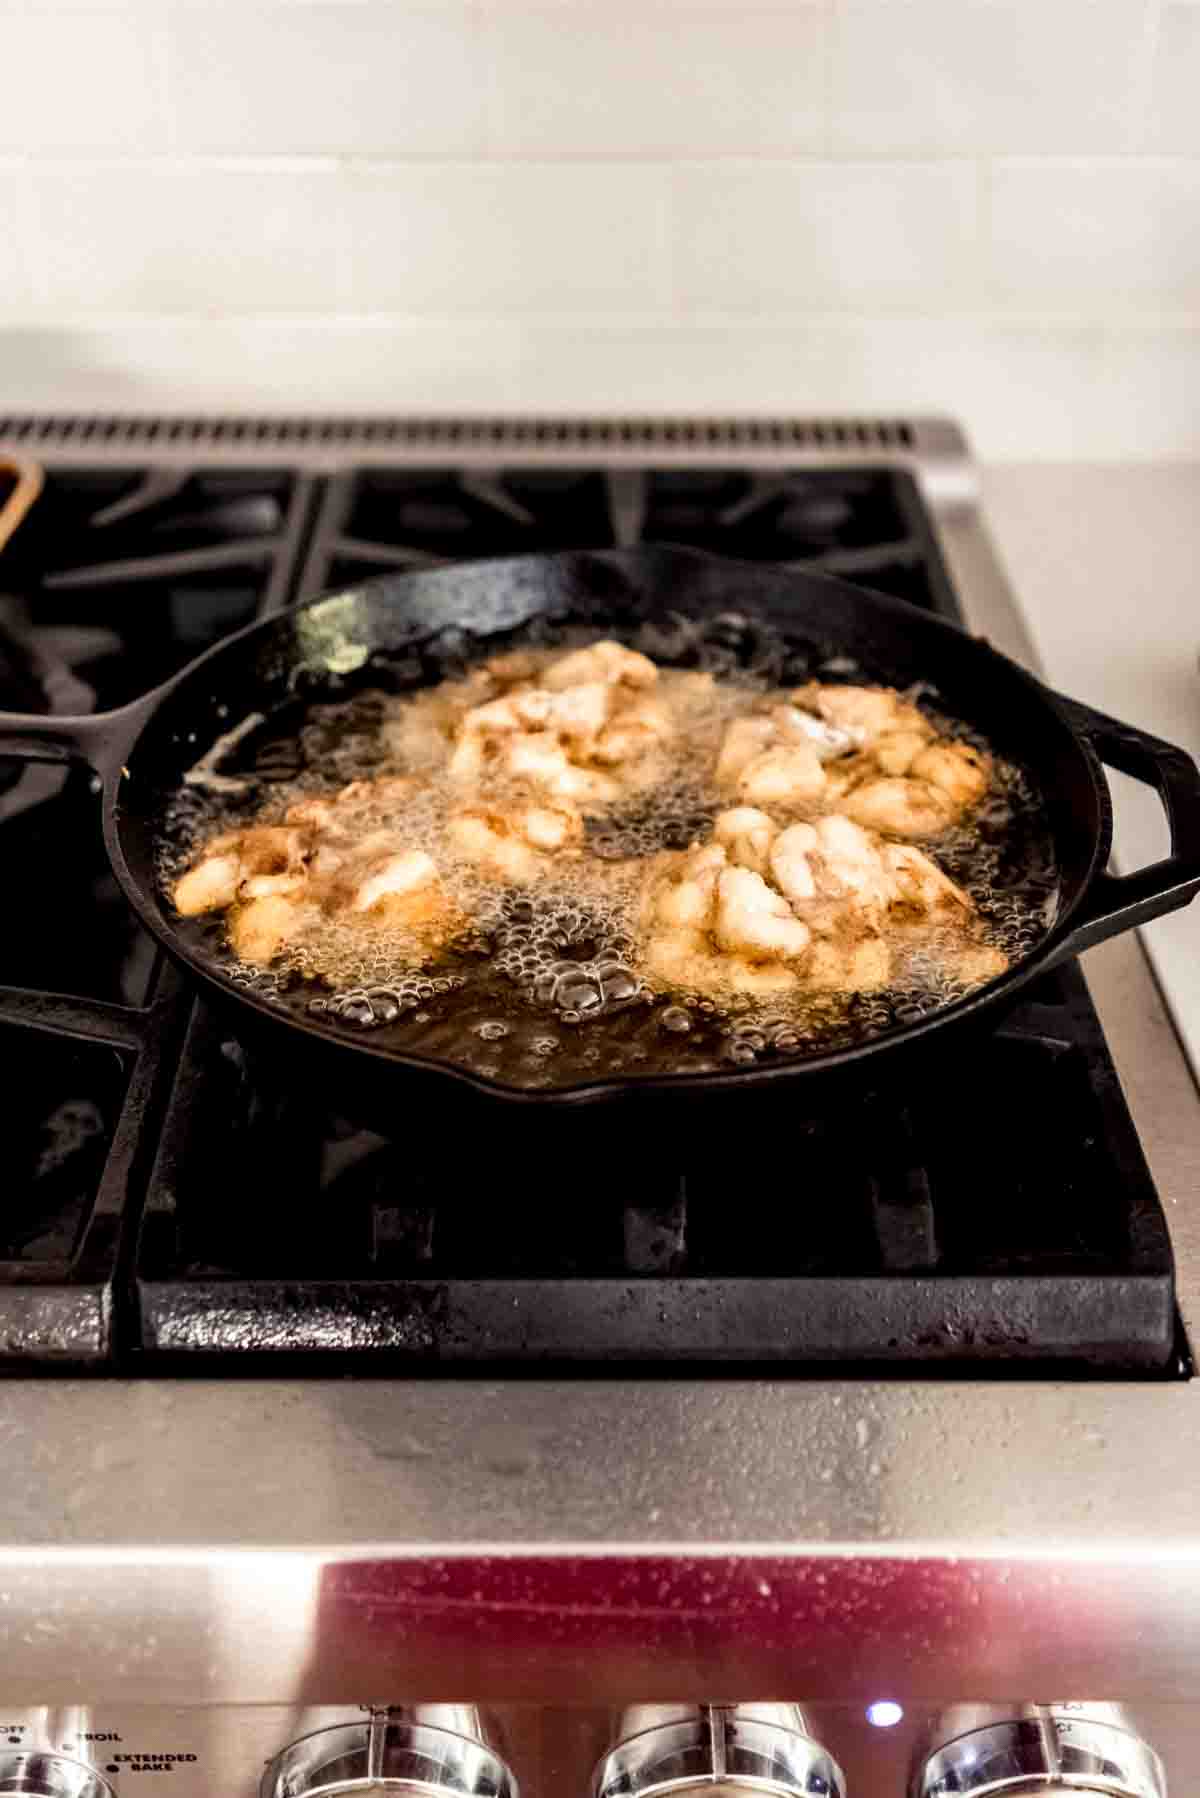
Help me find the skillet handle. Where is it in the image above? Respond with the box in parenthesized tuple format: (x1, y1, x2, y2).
(0, 701, 150, 781)
(1045, 691, 1200, 964)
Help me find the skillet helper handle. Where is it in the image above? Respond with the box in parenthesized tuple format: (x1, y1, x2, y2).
(0, 705, 145, 780)
(1047, 691, 1200, 962)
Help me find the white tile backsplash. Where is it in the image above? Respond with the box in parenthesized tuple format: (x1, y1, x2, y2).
(830, 0, 1148, 155)
(510, 321, 865, 413)
(483, 8, 827, 156)
(1147, 5, 1200, 152)
(1096, 326, 1200, 458)
(341, 161, 670, 313)
(988, 159, 1200, 312)
(0, 0, 1197, 457)
(167, 6, 485, 153)
(0, 320, 524, 412)
(0, 172, 35, 312)
(673, 160, 979, 312)
(0, 10, 166, 153)
(25, 166, 349, 312)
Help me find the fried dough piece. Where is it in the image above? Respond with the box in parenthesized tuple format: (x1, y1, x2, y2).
(539, 640, 657, 692)
(229, 893, 312, 965)
(174, 850, 241, 916)
(842, 776, 958, 841)
(910, 741, 991, 809)
(448, 798, 582, 886)
(792, 682, 932, 747)
(736, 744, 826, 808)
(637, 808, 1004, 1005)
(713, 867, 812, 963)
(713, 806, 776, 876)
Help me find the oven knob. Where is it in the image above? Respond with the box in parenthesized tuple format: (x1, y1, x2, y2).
(0, 1751, 113, 1797)
(594, 1703, 845, 1798)
(262, 1709, 518, 1798)
(914, 1704, 1165, 1798)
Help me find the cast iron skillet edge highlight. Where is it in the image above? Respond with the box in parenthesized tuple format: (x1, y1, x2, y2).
(0, 546, 1196, 1120)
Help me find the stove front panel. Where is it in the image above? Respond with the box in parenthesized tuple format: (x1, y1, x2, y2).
(0, 1702, 1190, 1798)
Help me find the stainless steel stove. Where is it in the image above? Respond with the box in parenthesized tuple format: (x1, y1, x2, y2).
(0, 414, 1197, 1798)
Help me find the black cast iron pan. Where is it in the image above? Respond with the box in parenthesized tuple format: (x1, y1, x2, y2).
(0, 546, 1197, 1134)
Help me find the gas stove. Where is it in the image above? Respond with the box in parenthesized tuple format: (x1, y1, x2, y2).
(0, 415, 1198, 1798)
(0, 417, 1179, 1373)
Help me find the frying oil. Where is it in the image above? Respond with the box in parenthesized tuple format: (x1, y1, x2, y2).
(157, 621, 1058, 1091)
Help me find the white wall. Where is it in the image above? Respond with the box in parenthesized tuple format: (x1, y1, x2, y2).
(1, 0, 1198, 459)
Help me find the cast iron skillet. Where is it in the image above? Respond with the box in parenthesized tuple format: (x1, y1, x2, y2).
(0, 545, 1197, 1132)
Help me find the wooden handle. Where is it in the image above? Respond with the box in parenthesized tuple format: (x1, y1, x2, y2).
(0, 455, 44, 555)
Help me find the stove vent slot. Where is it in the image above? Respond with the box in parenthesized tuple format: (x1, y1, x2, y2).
(0, 413, 916, 455)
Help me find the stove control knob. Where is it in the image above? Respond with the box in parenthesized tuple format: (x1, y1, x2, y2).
(0, 1752, 113, 1797)
(915, 1704, 1166, 1798)
(262, 1710, 518, 1798)
(594, 1703, 845, 1798)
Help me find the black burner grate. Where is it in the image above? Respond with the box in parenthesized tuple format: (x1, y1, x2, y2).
(128, 961, 1175, 1372)
(0, 434, 1180, 1374)
(0, 463, 316, 704)
(296, 465, 959, 618)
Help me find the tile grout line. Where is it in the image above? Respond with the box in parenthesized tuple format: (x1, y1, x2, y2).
(4, 308, 1200, 330)
(10, 152, 1200, 173)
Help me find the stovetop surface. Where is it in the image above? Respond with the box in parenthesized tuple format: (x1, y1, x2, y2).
(0, 452, 1179, 1374)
